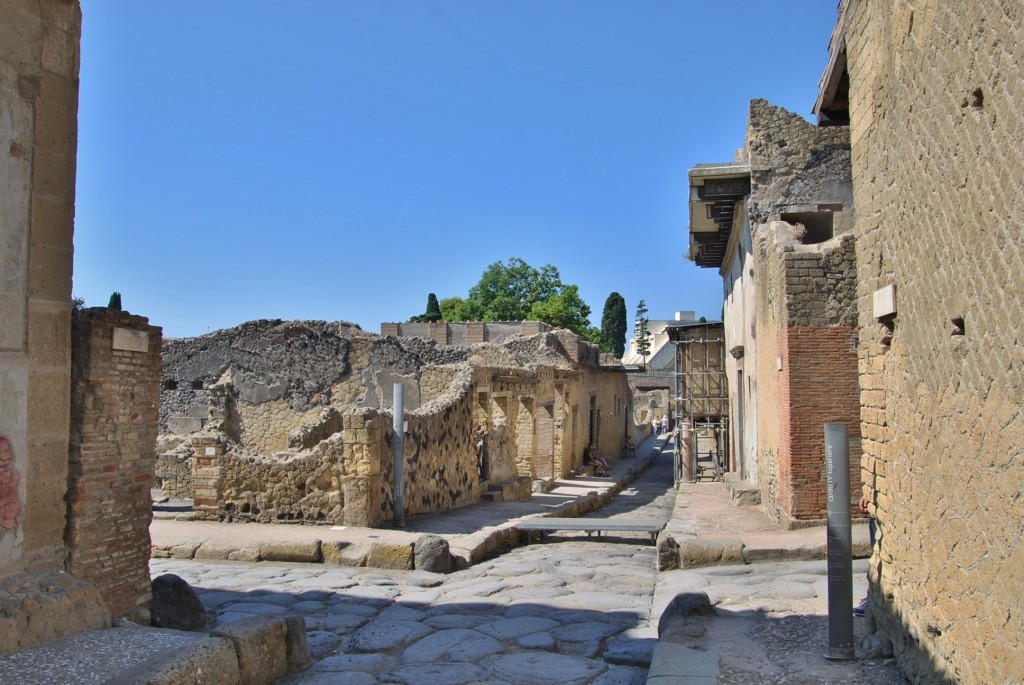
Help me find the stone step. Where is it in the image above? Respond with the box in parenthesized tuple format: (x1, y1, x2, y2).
(0, 616, 309, 685)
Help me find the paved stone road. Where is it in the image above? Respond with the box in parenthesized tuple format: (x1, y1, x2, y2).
(149, 448, 907, 684)
(150, 452, 678, 685)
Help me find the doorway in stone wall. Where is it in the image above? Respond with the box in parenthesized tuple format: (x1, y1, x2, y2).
(535, 403, 555, 479)
(588, 394, 598, 450)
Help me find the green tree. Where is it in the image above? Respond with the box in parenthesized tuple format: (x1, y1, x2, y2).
(107, 291, 122, 311)
(600, 292, 627, 357)
(528, 285, 591, 334)
(439, 296, 466, 322)
(634, 299, 650, 370)
(409, 293, 444, 322)
(445, 257, 594, 337)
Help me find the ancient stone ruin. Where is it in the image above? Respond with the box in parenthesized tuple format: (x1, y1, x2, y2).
(157, 320, 633, 527)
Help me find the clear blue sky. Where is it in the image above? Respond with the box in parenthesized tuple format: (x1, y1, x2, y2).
(74, 1, 839, 338)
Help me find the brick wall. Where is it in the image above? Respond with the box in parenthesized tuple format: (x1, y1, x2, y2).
(746, 99, 860, 525)
(67, 308, 162, 619)
(841, 1, 1024, 681)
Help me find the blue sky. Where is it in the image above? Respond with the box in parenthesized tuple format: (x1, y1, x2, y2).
(74, 1, 839, 338)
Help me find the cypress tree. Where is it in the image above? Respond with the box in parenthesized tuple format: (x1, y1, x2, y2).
(600, 292, 627, 357)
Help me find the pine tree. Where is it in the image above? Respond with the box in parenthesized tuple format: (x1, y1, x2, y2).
(634, 299, 650, 370)
(107, 291, 122, 311)
(424, 293, 442, 322)
(600, 292, 627, 357)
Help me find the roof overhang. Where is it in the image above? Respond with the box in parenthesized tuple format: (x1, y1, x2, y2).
(687, 163, 750, 269)
(813, 0, 854, 125)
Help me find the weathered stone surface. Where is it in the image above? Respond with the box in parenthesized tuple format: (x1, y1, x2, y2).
(550, 621, 622, 643)
(657, 592, 713, 638)
(413, 534, 451, 573)
(475, 616, 559, 640)
(0, 572, 110, 654)
(283, 615, 312, 672)
(260, 541, 321, 563)
(603, 633, 658, 667)
(346, 620, 433, 652)
(380, 662, 488, 685)
(482, 652, 607, 684)
(322, 541, 368, 567)
(367, 541, 413, 570)
(150, 574, 207, 632)
(401, 628, 503, 663)
(678, 539, 744, 568)
(656, 532, 679, 571)
(210, 616, 288, 685)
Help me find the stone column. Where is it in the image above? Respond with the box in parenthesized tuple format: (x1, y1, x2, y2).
(67, 308, 162, 620)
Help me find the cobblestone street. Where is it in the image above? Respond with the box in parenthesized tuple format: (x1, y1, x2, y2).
(151, 449, 906, 684)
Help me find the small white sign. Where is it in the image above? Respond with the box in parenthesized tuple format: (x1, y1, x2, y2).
(205, 447, 216, 456)
(112, 327, 149, 352)
(873, 285, 897, 319)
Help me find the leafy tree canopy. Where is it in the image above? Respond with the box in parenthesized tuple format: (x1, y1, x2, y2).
(444, 257, 593, 337)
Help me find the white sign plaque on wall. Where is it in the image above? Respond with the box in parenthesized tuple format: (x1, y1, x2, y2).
(112, 327, 149, 353)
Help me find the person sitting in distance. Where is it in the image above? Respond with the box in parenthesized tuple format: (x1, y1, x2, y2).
(585, 445, 611, 477)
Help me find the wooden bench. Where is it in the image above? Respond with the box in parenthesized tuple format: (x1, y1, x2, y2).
(516, 518, 667, 545)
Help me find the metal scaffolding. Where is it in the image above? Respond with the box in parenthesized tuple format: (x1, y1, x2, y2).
(666, 321, 729, 483)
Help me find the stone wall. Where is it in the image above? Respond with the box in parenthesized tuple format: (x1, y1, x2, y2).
(67, 309, 162, 619)
(755, 223, 861, 525)
(0, 0, 81, 581)
(839, 1, 1024, 681)
(745, 102, 860, 526)
(163, 323, 631, 526)
(0, 0, 117, 657)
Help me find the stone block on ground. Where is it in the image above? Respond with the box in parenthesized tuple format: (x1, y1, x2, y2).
(210, 617, 288, 685)
(647, 643, 718, 684)
(322, 541, 369, 567)
(657, 592, 713, 638)
(656, 532, 680, 571)
(678, 539, 744, 568)
(283, 615, 312, 672)
(103, 632, 241, 685)
(260, 540, 322, 563)
(367, 541, 414, 570)
(150, 574, 207, 632)
(0, 572, 111, 654)
(728, 480, 761, 506)
(414, 534, 452, 573)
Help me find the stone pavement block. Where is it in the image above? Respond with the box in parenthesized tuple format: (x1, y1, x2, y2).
(107, 635, 241, 685)
(678, 539, 744, 568)
(367, 541, 413, 570)
(261, 541, 322, 563)
(210, 616, 288, 685)
(322, 541, 369, 566)
(647, 643, 718, 682)
(194, 542, 261, 562)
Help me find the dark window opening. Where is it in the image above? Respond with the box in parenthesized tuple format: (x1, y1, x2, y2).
(782, 212, 835, 245)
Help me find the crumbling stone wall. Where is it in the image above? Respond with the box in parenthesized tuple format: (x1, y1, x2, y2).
(163, 322, 630, 526)
(67, 309, 162, 619)
(745, 101, 860, 526)
(840, 1, 1024, 681)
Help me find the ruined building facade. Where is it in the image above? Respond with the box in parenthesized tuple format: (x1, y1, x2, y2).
(816, 1, 1024, 682)
(687, 100, 861, 526)
(1, 1, 165, 653)
(158, 320, 633, 527)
